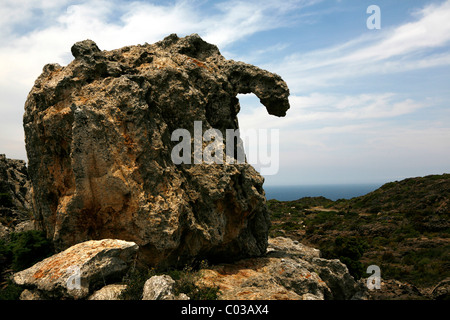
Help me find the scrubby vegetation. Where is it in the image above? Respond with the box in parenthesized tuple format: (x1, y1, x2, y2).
(268, 174, 450, 290)
(120, 261, 220, 300)
(165, 263, 221, 300)
(119, 266, 153, 300)
(320, 236, 368, 280)
(0, 230, 55, 300)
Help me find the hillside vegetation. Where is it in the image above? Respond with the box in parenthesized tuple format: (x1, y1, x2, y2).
(268, 174, 450, 295)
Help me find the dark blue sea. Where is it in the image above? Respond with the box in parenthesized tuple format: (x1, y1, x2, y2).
(264, 184, 383, 201)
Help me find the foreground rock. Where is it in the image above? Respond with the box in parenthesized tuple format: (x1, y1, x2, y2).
(142, 275, 189, 300)
(11, 237, 367, 300)
(13, 239, 138, 299)
(197, 237, 366, 300)
(23, 34, 290, 267)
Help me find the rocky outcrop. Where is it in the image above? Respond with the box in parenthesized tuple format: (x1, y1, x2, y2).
(10, 236, 365, 300)
(12, 239, 138, 299)
(23, 34, 290, 267)
(0, 154, 33, 239)
(0, 154, 30, 210)
(197, 237, 365, 300)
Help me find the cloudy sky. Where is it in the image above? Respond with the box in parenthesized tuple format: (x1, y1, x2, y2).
(1, 0, 449, 185)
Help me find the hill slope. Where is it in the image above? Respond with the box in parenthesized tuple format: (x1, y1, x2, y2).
(334, 173, 450, 216)
(268, 174, 450, 299)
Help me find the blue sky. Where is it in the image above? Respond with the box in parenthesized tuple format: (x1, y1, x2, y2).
(1, 0, 449, 186)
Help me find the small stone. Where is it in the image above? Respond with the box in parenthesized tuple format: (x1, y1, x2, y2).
(19, 289, 44, 300)
(142, 275, 190, 300)
(88, 284, 128, 300)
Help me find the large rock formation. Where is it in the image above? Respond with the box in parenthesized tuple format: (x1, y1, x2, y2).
(23, 34, 290, 267)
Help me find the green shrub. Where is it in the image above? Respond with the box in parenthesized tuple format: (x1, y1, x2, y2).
(119, 262, 220, 300)
(0, 238, 11, 288)
(0, 238, 10, 266)
(381, 251, 396, 263)
(321, 236, 368, 279)
(381, 264, 404, 281)
(279, 221, 299, 232)
(0, 280, 22, 300)
(340, 256, 365, 280)
(168, 264, 221, 300)
(120, 266, 154, 300)
(334, 236, 368, 261)
(344, 211, 359, 220)
(8, 230, 54, 271)
(0, 231, 54, 300)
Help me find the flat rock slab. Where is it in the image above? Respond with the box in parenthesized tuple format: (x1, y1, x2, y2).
(197, 237, 363, 300)
(13, 239, 138, 299)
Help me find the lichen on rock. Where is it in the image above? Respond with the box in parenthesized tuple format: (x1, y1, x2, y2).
(13, 239, 138, 299)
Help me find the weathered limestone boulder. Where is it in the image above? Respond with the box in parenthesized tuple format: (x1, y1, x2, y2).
(23, 34, 290, 267)
(13, 239, 138, 299)
(142, 274, 189, 300)
(197, 237, 365, 300)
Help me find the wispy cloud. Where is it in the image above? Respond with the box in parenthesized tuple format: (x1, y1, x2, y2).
(0, 0, 317, 159)
(238, 92, 430, 130)
(0, 0, 449, 184)
(268, 0, 450, 92)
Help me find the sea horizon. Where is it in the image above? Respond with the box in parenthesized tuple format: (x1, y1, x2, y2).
(263, 183, 384, 201)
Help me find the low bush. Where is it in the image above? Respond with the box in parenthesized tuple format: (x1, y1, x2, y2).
(120, 261, 220, 300)
(0, 230, 54, 300)
(321, 236, 368, 279)
(169, 264, 220, 300)
(119, 266, 154, 300)
(0, 280, 22, 300)
(8, 230, 54, 271)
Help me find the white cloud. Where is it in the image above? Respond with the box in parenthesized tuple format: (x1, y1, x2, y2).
(0, 0, 315, 160)
(202, 0, 321, 47)
(262, 121, 450, 185)
(237, 89, 448, 184)
(238, 92, 429, 131)
(0, 0, 449, 185)
(268, 0, 450, 92)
